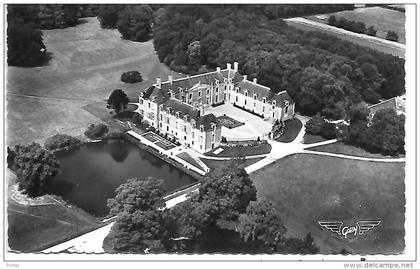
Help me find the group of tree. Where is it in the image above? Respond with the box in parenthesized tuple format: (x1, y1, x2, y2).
(151, 5, 405, 120)
(97, 4, 155, 42)
(107, 89, 130, 115)
(84, 123, 109, 139)
(305, 115, 337, 140)
(44, 134, 81, 151)
(104, 159, 319, 254)
(342, 105, 405, 156)
(7, 143, 60, 197)
(328, 15, 377, 36)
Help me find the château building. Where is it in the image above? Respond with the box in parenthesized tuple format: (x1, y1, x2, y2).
(137, 62, 295, 153)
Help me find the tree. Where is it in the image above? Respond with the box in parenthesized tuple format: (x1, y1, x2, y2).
(364, 108, 405, 155)
(98, 4, 125, 28)
(107, 177, 166, 215)
(44, 134, 81, 151)
(7, 143, 60, 197)
(84, 123, 109, 139)
(104, 210, 170, 253)
(121, 71, 143, 83)
(107, 89, 129, 115)
(116, 5, 154, 42)
(386, 30, 399, 42)
(343, 104, 370, 145)
(37, 4, 80, 29)
(196, 159, 257, 220)
(187, 40, 201, 70)
(7, 6, 48, 67)
(305, 115, 326, 135)
(328, 15, 337, 25)
(366, 26, 377, 36)
(238, 201, 287, 252)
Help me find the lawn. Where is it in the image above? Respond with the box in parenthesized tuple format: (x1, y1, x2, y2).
(200, 157, 265, 172)
(7, 198, 101, 252)
(308, 6, 406, 44)
(7, 17, 183, 147)
(217, 115, 244, 129)
(277, 118, 302, 143)
(306, 141, 404, 159)
(205, 143, 271, 157)
(177, 152, 203, 170)
(302, 133, 327, 144)
(251, 153, 405, 254)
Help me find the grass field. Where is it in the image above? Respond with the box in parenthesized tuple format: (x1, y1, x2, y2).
(302, 133, 327, 144)
(7, 17, 183, 146)
(308, 7, 406, 44)
(250, 154, 405, 254)
(200, 157, 265, 172)
(306, 141, 404, 159)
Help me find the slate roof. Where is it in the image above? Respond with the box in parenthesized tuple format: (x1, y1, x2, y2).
(236, 80, 294, 107)
(196, 113, 222, 131)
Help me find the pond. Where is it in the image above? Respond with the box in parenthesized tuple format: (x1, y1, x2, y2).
(49, 138, 197, 217)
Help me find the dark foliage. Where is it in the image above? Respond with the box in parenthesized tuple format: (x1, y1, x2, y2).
(152, 5, 404, 119)
(305, 115, 337, 139)
(37, 4, 80, 29)
(7, 143, 60, 197)
(328, 15, 376, 35)
(84, 123, 109, 139)
(121, 71, 143, 83)
(116, 5, 154, 42)
(97, 4, 125, 28)
(7, 6, 48, 67)
(107, 89, 130, 114)
(44, 134, 81, 151)
(131, 113, 143, 125)
(386, 30, 399, 42)
(78, 4, 99, 17)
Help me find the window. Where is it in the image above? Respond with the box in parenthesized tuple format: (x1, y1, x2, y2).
(139, 99, 143, 105)
(189, 93, 193, 99)
(262, 107, 265, 112)
(198, 91, 201, 97)
(215, 87, 219, 93)
(159, 123, 162, 128)
(212, 134, 215, 141)
(235, 96, 238, 102)
(184, 136, 186, 140)
(183, 125, 187, 132)
(207, 97, 210, 104)
(192, 132, 195, 139)
(285, 106, 289, 114)
(200, 125, 204, 132)
(160, 114, 163, 121)
(254, 102, 256, 107)
(215, 96, 218, 103)
(148, 102, 151, 108)
(207, 89, 210, 95)
(245, 99, 247, 105)
(263, 98, 266, 104)
(245, 91, 248, 97)
(166, 118, 170, 124)
(167, 126, 169, 131)
(236, 87, 239, 93)
(224, 85, 227, 91)
(253, 94, 257, 100)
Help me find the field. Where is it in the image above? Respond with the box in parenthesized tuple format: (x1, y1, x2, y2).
(277, 118, 302, 143)
(6, 17, 182, 146)
(250, 154, 405, 254)
(306, 141, 404, 159)
(308, 7, 406, 44)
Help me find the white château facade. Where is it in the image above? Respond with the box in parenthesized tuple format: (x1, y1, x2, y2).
(137, 62, 295, 153)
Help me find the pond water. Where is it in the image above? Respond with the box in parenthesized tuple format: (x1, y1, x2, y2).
(49, 138, 196, 217)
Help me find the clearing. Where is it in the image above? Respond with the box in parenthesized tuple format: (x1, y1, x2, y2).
(6, 17, 182, 146)
(250, 153, 405, 254)
(308, 6, 406, 44)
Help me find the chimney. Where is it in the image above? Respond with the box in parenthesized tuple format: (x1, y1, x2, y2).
(168, 75, 173, 84)
(243, 75, 247, 82)
(253, 78, 257, 85)
(216, 67, 221, 73)
(156, 78, 162, 88)
(227, 63, 231, 70)
(233, 62, 238, 72)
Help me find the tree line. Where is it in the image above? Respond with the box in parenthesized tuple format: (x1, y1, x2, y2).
(328, 15, 377, 36)
(152, 5, 405, 120)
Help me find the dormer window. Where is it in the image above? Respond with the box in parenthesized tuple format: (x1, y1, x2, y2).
(223, 78, 227, 83)
(285, 100, 289, 106)
(244, 90, 248, 97)
(236, 87, 239, 93)
(263, 98, 266, 104)
(215, 79, 219, 85)
(253, 94, 257, 100)
(228, 78, 232, 83)
(176, 111, 180, 118)
(211, 122, 216, 130)
(200, 124, 204, 132)
(183, 115, 188, 121)
(272, 100, 276, 109)
(179, 88, 183, 93)
(191, 119, 196, 128)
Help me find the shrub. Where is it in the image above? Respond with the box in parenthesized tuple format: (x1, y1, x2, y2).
(121, 71, 143, 83)
(386, 30, 399, 42)
(44, 134, 81, 151)
(305, 115, 325, 135)
(319, 122, 337, 139)
(131, 113, 143, 125)
(84, 123, 109, 139)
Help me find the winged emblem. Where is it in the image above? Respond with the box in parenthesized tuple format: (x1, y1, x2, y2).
(357, 220, 381, 235)
(318, 221, 343, 235)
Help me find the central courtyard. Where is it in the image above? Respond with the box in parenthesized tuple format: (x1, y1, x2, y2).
(204, 103, 273, 141)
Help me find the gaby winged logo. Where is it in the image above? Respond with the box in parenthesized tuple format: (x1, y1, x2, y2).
(318, 220, 381, 239)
